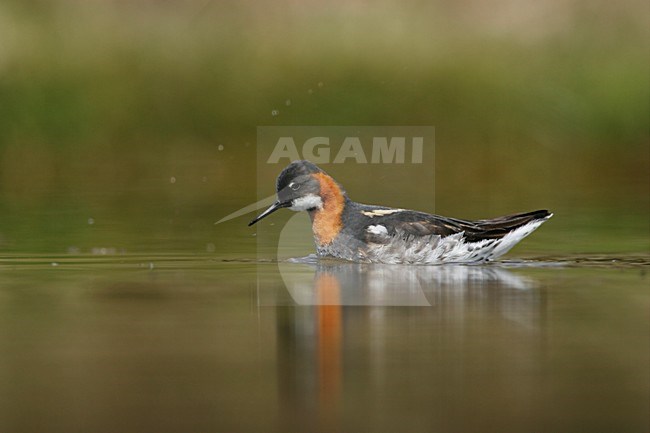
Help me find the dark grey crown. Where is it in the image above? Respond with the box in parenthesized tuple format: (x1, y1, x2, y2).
(276, 160, 323, 192)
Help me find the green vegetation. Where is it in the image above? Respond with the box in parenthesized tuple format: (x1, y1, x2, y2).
(0, 0, 648, 255)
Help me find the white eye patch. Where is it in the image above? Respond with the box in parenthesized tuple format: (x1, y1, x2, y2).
(290, 194, 323, 211)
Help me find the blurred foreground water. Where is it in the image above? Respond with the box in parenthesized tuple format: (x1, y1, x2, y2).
(0, 255, 648, 433)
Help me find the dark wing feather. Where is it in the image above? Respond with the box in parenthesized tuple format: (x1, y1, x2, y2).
(469, 210, 551, 240)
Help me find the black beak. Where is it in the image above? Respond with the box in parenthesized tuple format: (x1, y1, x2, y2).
(248, 200, 291, 226)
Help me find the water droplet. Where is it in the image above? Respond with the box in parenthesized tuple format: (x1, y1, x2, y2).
(307, 89, 313, 94)
(87, 217, 94, 225)
(218, 145, 224, 151)
(317, 81, 324, 87)
(271, 109, 279, 116)
(170, 176, 176, 184)
(285, 99, 291, 106)
(51, 262, 59, 267)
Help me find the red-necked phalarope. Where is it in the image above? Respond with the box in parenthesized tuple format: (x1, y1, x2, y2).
(249, 160, 552, 264)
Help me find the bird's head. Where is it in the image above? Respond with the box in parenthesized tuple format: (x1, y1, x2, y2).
(249, 160, 343, 226)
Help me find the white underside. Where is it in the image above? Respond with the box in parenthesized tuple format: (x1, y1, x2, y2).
(349, 216, 551, 264)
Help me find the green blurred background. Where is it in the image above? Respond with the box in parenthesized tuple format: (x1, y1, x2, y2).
(0, 0, 648, 256)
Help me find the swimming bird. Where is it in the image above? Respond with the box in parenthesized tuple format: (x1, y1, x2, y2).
(249, 160, 551, 264)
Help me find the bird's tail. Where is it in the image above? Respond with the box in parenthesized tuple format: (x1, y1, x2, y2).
(465, 210, 552, 241)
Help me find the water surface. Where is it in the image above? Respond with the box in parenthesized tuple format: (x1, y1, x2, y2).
(0, 254, 647, 433)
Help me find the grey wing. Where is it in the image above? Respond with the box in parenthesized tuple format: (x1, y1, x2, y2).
(363, 210, 551, 244)
(362, 212, 472, 244)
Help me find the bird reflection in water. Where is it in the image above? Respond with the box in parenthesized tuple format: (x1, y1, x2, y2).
(273, 260, 544, 432)
(315, 271, 341, 431)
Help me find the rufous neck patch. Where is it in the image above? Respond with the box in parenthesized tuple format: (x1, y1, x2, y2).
(311, 172, 344, 245)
